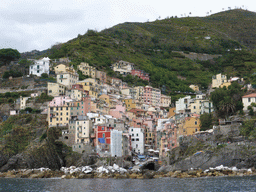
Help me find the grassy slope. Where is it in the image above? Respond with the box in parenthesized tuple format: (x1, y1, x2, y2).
(41, 9, 256, 95)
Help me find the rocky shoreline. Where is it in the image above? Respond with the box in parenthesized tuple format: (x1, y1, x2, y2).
(0, 165, 255, 179)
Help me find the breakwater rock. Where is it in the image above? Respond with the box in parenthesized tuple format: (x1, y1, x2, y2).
(0, 165, 255, 179)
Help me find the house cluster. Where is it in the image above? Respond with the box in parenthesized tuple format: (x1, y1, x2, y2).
(23, 58, 252, 159)
(111, 60, 150, 81)
(25, 57, 216, 159)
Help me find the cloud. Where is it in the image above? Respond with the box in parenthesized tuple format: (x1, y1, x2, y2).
(0, 0, 255, 53)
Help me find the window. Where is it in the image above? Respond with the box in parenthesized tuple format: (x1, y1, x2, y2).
(66, 112, 68, 115)
(102, 127, 104, 130)
(103, 133, 105, 138)
(131, 129, 133, 132)
(136, 138, 139, 141)
(132, 134, 134, 136)
(60, 118, 62, 121)
(249, 98, 251, 102)
(132, 138, 135, 141)
(195, 121, 197, 125)
(136, 134, 138, 136)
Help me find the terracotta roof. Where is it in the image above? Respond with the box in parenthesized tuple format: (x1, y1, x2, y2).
(242, 93, 256, 98)
(129, 108, 145, 113)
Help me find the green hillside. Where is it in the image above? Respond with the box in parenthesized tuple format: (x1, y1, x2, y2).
(41, 9, 256, 96)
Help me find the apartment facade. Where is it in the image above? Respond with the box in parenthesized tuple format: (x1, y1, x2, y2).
(29, 57, 50, 77)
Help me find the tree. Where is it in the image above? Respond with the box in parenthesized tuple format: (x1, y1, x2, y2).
(210, 82, 244, 118)
(240, 119, 255, 138)
(0, 48, 20, 66)
(41, 73, 49, 79)
(200, 113, 213, 131)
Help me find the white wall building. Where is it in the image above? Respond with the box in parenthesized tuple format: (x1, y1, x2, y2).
(242, 93, 256, 111)
(175, 96, 192, 114)
(110, 130, 123, 157)
(69, 116, 92, 145)
(29, 57, 50, 77)
(129, 127, 144, 154)
(57, 72, 79, 89)
(20, 96, 30, 110)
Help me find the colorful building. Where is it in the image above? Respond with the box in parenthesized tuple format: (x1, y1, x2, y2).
(131, 69, 150, 81)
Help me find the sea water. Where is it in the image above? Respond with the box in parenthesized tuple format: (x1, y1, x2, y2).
(0, 176, 256, 192)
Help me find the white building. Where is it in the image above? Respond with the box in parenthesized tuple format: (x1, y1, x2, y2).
(175, 96, 192, 114)
(129, 127, 144, 154)
(242, 93, 256, 111)
(29, 57, 50, 77)
(110, 130, 123, 157)
(20, 96, 30, 110)
(111, 60, 134, 75)
(56, 72, 79, 89)
(201, 100, 214, 114)
(69, 116, 92, 145)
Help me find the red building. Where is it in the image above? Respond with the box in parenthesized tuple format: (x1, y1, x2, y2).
(96, 126, 114, 154)
(131, 69, 150, 82)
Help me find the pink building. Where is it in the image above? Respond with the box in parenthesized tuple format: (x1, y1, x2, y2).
(143, 86, 153, 105)
(49, 96, 73, 107)
(109, 104, 126, 119)
(131, 69, 150, 81)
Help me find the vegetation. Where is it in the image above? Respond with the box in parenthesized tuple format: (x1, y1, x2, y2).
(200, 113, 213, 131)
(3, 70, 23, 79)
(0, 48, 20, 66)
(29, 9, 254, 101)
(0, 91, 32, 105)
(240, 119, 256, 139)
(35, 93, 54, 103)
(210, 82, 245, 118)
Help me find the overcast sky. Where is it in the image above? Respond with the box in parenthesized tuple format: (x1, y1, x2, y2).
(1, 0, 255, 53)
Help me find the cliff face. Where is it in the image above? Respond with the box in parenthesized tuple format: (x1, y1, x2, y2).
(0, 114, 85, 172)
(160, 124, 256, 172)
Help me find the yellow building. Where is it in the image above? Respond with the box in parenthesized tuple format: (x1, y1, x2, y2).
(179, 117, 200, 136)
(212, 73, 227, 88)
(189, 99, 202, 115)
(99, 94, 110, 105)
(54, 64, 75, 75)
(77, 79, 100, 98)
(48, 105, 71, 127)
(134, 86, 144, 102)
(220, 82, 232, 88)
(123, 99, 137, 111)
(160, 94, 171, 108)
(189, 85, 199, 92)
(78, 62, 97, 78)
(47, 82, 65, 97)
(168, 107, 176, 118)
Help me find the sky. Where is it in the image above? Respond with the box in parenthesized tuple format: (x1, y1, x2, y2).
(0, 0, 256, 53)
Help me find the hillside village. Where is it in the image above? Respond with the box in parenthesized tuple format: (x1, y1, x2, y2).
(1, 54, 255, 166)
